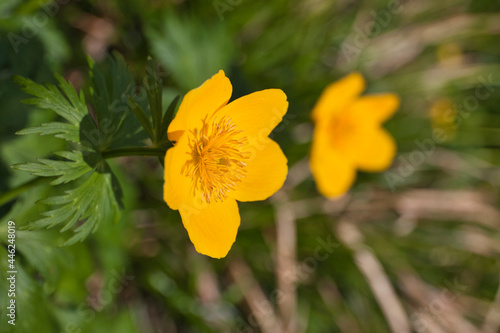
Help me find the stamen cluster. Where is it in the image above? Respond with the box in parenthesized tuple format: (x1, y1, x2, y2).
(182, 115, 250, 203)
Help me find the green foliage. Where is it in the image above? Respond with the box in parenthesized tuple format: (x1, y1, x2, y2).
(12, 73, 86, 137)
(127, 58, 179, 149)
(13, 151, 91, 185)
(145, 12, 234, 91)
(27, 171, 121, 245)
(10, 54, 149, 245)
(0, 0, 24, 18)
(86, 53, 146, 150)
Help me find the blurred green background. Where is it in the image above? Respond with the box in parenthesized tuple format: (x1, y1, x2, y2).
(1, 0, 500, 332)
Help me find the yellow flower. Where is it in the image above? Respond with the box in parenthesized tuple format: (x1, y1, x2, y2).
(163, 70, 288, 258)
(309, 72, 399, 198)
(430, 98, 456, 141)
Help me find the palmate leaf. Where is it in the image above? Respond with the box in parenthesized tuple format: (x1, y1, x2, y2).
(87, 52, 147, 150)
(34, 171, 121, 246)
(15, 122, 80, 142)
(13, 73, 87, 126)
(127, 58, 179, 148)
(11, 55, 134, 245)
(12, 151, 92, 185)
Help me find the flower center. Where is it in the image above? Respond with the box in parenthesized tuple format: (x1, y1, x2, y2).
(328, 112, 355, 147)
(181, 115, 250, 203)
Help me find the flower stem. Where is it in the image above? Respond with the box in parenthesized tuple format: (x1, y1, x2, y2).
(100, 147, 166, 159)
(0, 177, 48, 207)
(0, 147, 167, 206)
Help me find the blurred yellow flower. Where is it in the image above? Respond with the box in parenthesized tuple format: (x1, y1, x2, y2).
(310, 72, 399, 198)
(430, 98, 457, 141)
(164, 70, 288, 258)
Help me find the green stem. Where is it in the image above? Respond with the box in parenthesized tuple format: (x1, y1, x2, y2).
(101, 147, 166, 159)
(0, 177, 48, 207)
(0, 147, 167, 207)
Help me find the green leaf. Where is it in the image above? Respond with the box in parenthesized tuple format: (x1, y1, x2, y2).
(158, 95, 180, 144)
(12, 151, 92, 185)
(16, 122, 80, 142)
(12, 54, 136, 245)
(13, 74, 87, 126)
(127, 96, 155, 141)
(22, 171, 121, 245)
(145, 58, 163, 141)
(87, 51, 146, 150)
(128, 59, 176, 149)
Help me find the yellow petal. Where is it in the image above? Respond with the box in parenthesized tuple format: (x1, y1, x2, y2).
(309, 127, 356, 198)
(168, 70, 232, 141)
(217, 89, 288, 145)
(350, 94, 400, 124)
(163, 134, 191, 210)
(311, 72, 365, 122)
(179, 198, 240, 259)
(231, 138, 288, 202)
(351, 127, 397, 172)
